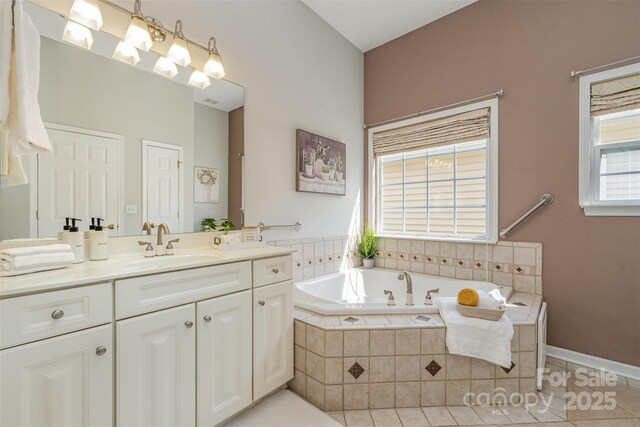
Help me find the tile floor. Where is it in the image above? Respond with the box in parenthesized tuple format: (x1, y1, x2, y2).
(322, 357, 640, 426)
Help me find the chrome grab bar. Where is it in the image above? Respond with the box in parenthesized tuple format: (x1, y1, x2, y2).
(258, 222, 302, 231)
(499, 194, 553, 239)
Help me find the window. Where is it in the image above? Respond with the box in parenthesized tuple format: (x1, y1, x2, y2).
(368, 99, 498, 243)
(579, 63, 640, 216)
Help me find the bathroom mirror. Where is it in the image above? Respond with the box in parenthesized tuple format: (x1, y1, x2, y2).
(0, 2, 245, 240)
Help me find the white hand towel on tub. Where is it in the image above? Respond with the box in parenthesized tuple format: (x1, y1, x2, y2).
(435, 297, 514, 368)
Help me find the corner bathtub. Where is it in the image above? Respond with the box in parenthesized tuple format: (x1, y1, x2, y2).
(294, 267, 511, 315)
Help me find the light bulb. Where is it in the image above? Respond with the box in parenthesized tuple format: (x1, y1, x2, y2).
(153, 56, 178, 79)
(188, 70, 211, 89)
(124, 15, 153, 51)
(62, 21, 94, 49)
(204, 51, 225, 80)
(112, 41, 140, 65)
(167, 36, 191, 67)
(68, 0, 103, 31)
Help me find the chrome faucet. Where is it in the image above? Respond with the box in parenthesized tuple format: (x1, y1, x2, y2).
(156, 223, 170, 247)
(142, 222, 155, 235)
(397, 271, 414, 306)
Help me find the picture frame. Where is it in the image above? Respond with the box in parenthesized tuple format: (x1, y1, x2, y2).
(194, 166, 219, 203)
(296, 129, 346, 195)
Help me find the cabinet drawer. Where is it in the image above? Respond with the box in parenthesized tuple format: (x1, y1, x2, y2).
(0, 283, 112, 349)
(116, 261, 251, 319)
(252, 256, 292, 288)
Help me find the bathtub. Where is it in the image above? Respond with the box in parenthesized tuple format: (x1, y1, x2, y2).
(294, 267, 512, 315)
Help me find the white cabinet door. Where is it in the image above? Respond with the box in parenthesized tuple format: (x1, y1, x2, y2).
(253, 281, 293, 400)
(0, 325, 113, 427)
(117, 304, 195, 427)
(197, 290, 252, 426)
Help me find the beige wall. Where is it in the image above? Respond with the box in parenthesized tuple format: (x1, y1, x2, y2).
(228, 107, 244, 227)
(364, 0, 640, 366)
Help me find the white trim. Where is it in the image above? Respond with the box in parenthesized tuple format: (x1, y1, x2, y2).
(367, 98, 498, 243)
(578, 62, 640, 217)
(141, 139, 184, 233)
(546, 345, 640, 381)
(38, 122, 125, 237)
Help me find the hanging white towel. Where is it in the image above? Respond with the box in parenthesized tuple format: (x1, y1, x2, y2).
(435, 297, 514, 368)
(7, 0, 51, 156)
(0, 126, 27, 185)
(0, 0, 11, 124)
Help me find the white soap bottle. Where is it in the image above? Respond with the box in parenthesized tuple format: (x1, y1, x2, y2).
(89, 218, 109, 261)
(63, 218, 84, 263)
(58, 217, 71, 240)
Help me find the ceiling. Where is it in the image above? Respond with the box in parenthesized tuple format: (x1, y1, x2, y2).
(302, 0, 477, 52)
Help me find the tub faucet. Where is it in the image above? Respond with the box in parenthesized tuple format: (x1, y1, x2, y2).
(424, 288, 440, 305)
(397, 271, 414, 306)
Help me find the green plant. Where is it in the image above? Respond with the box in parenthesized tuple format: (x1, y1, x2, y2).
(220, 219, 235, 234)
(358, 225, 379, 259)
(321, 165, 330, 173)
(201, 218, 217, 230)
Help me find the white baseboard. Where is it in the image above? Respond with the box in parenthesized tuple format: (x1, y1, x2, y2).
(546, 345, 640, 381)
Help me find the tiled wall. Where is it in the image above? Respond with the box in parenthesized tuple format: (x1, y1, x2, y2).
(266, 235, 361, 282)
(290, 319, 538, 411)
(375, 239, 543, 294)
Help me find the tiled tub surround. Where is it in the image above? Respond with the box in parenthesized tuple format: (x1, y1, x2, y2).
(289, 293, 542, 411)
(375, 239, 543, 294)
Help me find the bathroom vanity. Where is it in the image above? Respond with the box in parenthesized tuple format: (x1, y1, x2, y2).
(0, 246, 294, 427)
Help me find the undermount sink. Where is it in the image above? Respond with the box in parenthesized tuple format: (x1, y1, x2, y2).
(125, 254, 220, 269)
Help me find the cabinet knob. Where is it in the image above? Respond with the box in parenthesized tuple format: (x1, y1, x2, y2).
(96, 346, 107, 356)
(258, 300, 266, 306)
(272, 267, 280, 274)
(203, 315, 212, 323)
(51, 309, 64, 320)
(185, 321, 194, 328)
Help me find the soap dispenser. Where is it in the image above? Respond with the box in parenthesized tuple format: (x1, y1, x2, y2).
(89, 218, 109, 261)
(58, 217, 71, 240)
(85, 217, 96, 239)
(62, 218, 84, 263)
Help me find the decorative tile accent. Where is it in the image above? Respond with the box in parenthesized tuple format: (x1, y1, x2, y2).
(512, 302, 527, 307)
(425, 359, 442, 377)
(415, 315, 431, 323)
(501, 361, 516, 374)
(348, 362, 365, 379)
(344, 316, 360, 324)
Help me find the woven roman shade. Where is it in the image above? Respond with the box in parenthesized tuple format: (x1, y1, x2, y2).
(372, 107, 490, 156)
(591, 72, 640, 116)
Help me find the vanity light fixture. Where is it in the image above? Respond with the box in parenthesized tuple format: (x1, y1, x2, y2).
(68, 0, 103, 31)
(167, 20, 191, 67)
(124, 0, 153, 51)
(62, 21, 94, 49)
(112, 40, 140, 65)
(188, 69, 211, 89)
(203, 37, 225, 80)
(153, 56, 178, 79)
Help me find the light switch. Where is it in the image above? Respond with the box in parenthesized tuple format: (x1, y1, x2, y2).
(126, 204, 138, 215)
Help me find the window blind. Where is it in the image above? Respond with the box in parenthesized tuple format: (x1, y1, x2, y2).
(590, 72, 640, 116)
(372, 107, 490, 155)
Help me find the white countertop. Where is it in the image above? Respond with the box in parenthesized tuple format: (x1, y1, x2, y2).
(0, 245, 293, 299)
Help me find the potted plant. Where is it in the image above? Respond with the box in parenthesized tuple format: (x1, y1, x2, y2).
(320, 165, 330, 181)
(358, 225, 379, 269)
(219, 219, 235, 235)
(303, 147, 315, 178)
(201, 218, 217, 232)
(335, 154, 343, 183)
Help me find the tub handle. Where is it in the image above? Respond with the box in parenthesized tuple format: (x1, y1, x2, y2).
(384, 290, 396, 306)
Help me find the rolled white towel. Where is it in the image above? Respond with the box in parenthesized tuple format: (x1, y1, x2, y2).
(476, 289, 506, 310)
(0, 251, 75, 272)
(0, 243, 72, 257)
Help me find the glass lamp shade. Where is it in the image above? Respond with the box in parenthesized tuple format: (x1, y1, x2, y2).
(68, 0, 103, 31)
(124, 15, 153, 51)
(112, 41, 140, 65)
(153, 56, 178, 79)
(167, 36, 191, 67)
(62, 21, 94, 49)
(188, 70, 211, 89)
(203, 51, 225, 79)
